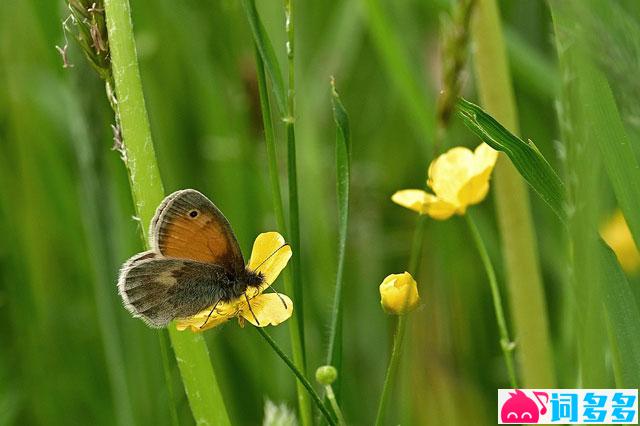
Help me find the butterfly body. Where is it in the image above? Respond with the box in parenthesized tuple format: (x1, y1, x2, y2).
(118, 189, 265, 328)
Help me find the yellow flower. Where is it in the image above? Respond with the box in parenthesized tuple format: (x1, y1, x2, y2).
(601, 210, 640, 274)
(379, 272, 420, 315)
(176, 232, 293, 332)
(392, 143, 498, 219)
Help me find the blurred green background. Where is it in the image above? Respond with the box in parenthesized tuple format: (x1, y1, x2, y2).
(1, 0, 638, 425)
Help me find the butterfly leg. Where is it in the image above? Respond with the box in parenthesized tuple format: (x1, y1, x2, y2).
(244, 293, 260, 326)
(200, 298, 222, 329)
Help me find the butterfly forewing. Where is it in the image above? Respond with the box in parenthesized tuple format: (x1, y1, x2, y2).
(150, 189, 244, 273)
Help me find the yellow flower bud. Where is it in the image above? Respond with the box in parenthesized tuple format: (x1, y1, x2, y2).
(379, 272, 420, 315)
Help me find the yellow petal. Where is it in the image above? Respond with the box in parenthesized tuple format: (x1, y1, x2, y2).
(456, 165, 493, 207)
(601, 210, 640, 274)
(428, 147, 474, 205)
(458, 144, 498, 206)
(246, 232, 292, 297)
(175, 302, 239, 332)
(240, 293, 294, 327)
(391, 189, 430, 213)
(422, 194, 458, 220)
(379, 272, 420, 315)
(472, 143, 499, 173)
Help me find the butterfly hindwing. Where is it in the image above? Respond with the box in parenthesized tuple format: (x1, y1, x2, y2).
(118, 251, 232, 327)
(150, 189, 244, 273)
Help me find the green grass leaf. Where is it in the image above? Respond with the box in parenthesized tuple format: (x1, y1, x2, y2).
(456, 96, 640, 389)
(599, 240, 640, 388)
(241, 0, 286, 116)
(455, 97, 566, 222)
(104, 0, 231, 423)
(326, 79, 351, 395)
(578, 67, 640, 249)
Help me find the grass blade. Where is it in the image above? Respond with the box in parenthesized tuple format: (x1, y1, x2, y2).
(577, 66, 640, 248)
(241, 0, 286, 116)
(599, 240, 640, 388)
(326, 79, 351, 395)
(103, 0, 231, 424)
(456, 90, 640, 389)
(456, 98, 566, 222)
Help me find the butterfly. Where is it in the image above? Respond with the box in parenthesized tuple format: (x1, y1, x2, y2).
(117, 189, 284, 328)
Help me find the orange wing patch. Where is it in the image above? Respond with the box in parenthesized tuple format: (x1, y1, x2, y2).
(151, 189, 244, 272)
(159, 214, 230, 263)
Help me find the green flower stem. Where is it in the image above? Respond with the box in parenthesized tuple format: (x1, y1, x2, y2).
(471, 0, 555, 388)
(254, 25, 311, 426)
(408, 216, 427, 274)
(465, 213, 517, 387)
(374, 215, 426, 426)
(375, 316, 407, 426)
(324, 385, 346, 425)
(256, 328, 336, 426)
(103, 0, 231, 424)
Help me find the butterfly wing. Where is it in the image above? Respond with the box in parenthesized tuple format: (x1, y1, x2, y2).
(150, 189, 244, 273)
(118, 251, 232, 327)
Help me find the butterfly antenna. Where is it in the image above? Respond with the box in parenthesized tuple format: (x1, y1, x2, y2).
(200, 298, 221, 329)
(244, 293, 260, 326)
(251, 243, 289, 274)
(268, 287, 288, 309)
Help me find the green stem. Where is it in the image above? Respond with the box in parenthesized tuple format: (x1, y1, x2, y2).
(283, 0, 311, 424)
(465, 213, 517, 387)
(255, 48, 286, 232)
(374, 216, 426, 426)
(471, 0, 555, 388)
(157, 332, 180, 426)
(374, 316, 407, 426)
(324, 384, 347, 425)
(255, 34, 311, 425)
(103, 0, 231, 424)
(408, 216, 427, 274)
(284, 0, 304, 348)
(256, 328, 336, 426)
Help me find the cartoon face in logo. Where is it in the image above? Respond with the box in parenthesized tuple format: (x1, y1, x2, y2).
(501, 390, 548, 423)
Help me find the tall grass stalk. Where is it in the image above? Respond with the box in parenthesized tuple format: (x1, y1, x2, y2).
(374, 216, 426, 426)
(471, 0, 555, 387)
(255, 51, 286, 233)
(247, 1, 311, 421)
(284, 0, 305, 354)
(465, 212, 517, 387)
(103, 0, 230, 424)
(284, 0, 312, 423)
(255, 43, 312, 425)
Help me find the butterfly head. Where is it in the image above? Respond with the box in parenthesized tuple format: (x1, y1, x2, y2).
(241, 268, 265, 288)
